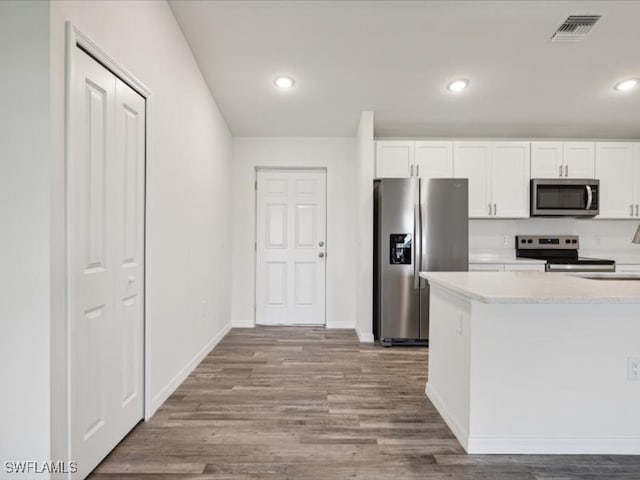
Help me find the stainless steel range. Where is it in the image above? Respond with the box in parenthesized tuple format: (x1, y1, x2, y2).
(515, 235, 615, 273)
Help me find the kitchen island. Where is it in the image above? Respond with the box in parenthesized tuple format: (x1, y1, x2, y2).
(419, 271, 640, 455)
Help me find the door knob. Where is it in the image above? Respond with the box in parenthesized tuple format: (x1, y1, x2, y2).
(319, 241, 324, 247)
(318, 252, 325, 258)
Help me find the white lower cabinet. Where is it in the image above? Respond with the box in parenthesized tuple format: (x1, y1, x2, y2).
(469, 263, 504, 272)
(617, 264, 640, 274)
(503, 263, 545, 272)
(469, 262, 545, 272)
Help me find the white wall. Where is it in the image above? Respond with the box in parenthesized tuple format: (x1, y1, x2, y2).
(355, 113, 375, 342)
(470, 218, 640, 258)
(0, 2, 51, 476)
(231, 137, 357, 329)
(49, 0, 233, 461)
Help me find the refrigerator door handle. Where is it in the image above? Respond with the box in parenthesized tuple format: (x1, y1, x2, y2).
(418, 200, 424, 288)
(414, 202, 421, 288)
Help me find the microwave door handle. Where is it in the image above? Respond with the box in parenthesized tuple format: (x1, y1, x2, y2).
(585, 185, 593, 210)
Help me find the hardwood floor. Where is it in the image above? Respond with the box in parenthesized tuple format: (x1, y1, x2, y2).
(90, 327, 640, 479)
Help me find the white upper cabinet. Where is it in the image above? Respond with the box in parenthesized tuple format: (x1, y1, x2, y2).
(453, 142, 491, 217)
(595, 142, 640, 219)
(530, 141, 595, 178)
(453, 141, 530, 218)
(530, 142, 563, 178)
(375, 140, 454, 178)
(414, 141, 454, 178)
(491, 142, 530, 218)
(564, 142, 595, 178)
(375, 141, 414, 178)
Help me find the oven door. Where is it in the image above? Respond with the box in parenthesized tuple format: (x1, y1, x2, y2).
(531, 179, 599, 216)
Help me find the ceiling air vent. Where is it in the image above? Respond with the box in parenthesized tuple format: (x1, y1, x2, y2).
(551, 15, 601, 42)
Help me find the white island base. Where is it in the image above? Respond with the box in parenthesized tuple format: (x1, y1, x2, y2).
(421, 272, 640, 455)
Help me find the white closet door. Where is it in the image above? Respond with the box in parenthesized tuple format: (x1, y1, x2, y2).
(112, 78, 145, 441)
(70, 48, 145, 479)
(256, 170, 326, 325)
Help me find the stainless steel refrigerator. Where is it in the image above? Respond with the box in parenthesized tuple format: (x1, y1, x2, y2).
(373, 178, 468, 346)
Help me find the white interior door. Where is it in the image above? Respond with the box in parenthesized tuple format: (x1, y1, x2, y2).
(69, 47, 145, 479)
(256, 169, 326, 325)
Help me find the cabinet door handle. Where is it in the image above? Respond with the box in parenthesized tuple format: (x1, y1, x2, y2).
(416, 164, 420, 177)
(631, 204, 635, 217)
(493, 203, 497, 216)
(559, 165, 563, 177)
(410, 164, 414, 177)
(565, 165, 569, 177)
(488, 203, 492, 216)
(636, 204, 639, 217)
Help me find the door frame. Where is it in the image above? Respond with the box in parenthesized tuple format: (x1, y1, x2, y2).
(253, 167, 328, 327)
(63, 22, 153, 474)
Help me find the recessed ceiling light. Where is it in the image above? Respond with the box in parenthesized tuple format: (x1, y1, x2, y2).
(447, 79, 469, 93)
(614, 78, 638, 92)
(274, 76, 295, 89)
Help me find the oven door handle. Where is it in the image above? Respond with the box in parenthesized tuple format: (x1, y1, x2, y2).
(545, 263, 615, 273)
(585, 185, 593, 210)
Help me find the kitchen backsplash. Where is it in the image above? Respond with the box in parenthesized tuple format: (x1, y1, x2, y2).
(470, 219, 640, 257)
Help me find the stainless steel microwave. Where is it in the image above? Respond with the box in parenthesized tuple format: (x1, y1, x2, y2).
(530, 179, 599, 217)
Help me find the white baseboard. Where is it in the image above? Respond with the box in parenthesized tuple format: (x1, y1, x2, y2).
(232, 319, 255, 328)
(467, 436, 640, 455)
(356, 328, 374, 343)
(326, 321, 355, 329)
(425, 382, 468, 451)
(148, 321, 232, 418)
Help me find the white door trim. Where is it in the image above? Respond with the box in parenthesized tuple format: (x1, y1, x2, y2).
(64, 22, 152, 477)
(254, 167, 328, 327)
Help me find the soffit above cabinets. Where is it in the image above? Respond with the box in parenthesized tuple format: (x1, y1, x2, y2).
(169, 1, 640, 138)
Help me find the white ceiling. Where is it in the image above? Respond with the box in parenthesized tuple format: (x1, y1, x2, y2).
(168, 0, 640, 138)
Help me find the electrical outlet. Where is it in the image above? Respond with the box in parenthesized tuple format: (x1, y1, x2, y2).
(628, 357, 640, 381)
(502, 236, 509, 247)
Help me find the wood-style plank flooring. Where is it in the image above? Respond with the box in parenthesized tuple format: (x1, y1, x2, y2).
(91, 327, 640, 479)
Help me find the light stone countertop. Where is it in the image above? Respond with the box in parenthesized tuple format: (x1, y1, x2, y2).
(469, 252, 546, 265)
(420, 271, 640, 304)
